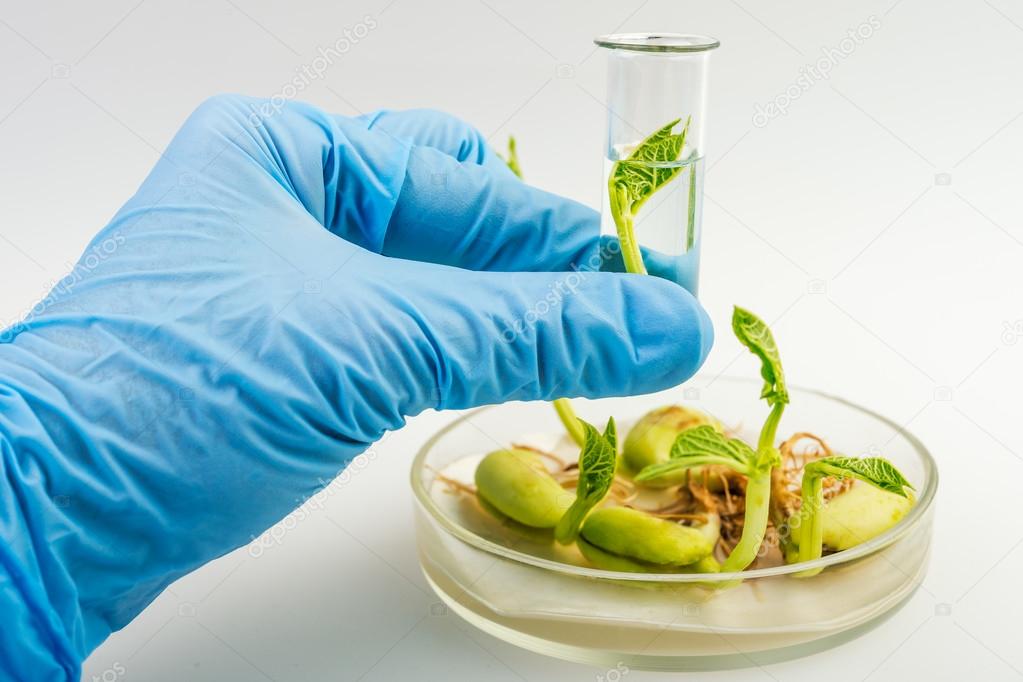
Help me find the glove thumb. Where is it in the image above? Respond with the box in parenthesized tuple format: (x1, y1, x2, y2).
(350, 256, 714, 419)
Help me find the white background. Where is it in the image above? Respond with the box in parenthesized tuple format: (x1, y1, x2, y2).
(1, 0, 1022, 680)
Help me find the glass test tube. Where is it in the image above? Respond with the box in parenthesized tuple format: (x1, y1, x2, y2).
(595, 33, 719, 296)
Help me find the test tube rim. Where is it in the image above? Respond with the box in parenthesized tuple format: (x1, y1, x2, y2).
(593, 32, 720, 53)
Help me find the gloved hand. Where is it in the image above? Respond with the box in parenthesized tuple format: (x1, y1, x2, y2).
(0, 95, 712, 680)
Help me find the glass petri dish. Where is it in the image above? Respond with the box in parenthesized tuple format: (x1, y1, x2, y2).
(410, 377, 937, 670)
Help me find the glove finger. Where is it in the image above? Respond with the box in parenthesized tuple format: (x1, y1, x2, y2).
(422, 265, 713, 409)
(331, 257, 713, 423)
(352, 109, 516, 177)
(382, 142, 606, 272)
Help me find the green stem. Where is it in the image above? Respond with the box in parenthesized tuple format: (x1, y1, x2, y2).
(554, 498, 588, 544)
(553, 398, 586, 446)
(619, 213, 646, 275)
(609, 181, 647, 275)
(797, 475, 824, 564)
(758, 402, 785, 452)
(715, 402, 787, 577)
(686, 161, 697, 251)
(794, 474, 825, 578)
(720, 467, 773, 573)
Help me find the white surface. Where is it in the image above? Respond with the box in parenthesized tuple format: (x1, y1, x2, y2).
(0, 0, 1021, 679)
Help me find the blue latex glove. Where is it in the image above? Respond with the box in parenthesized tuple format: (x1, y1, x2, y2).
(0, 95, 712, 680)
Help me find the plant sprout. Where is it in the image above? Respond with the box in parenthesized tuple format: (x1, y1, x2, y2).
(456, 290, 916, 578)
(555, 418, 617, 544)
(794, 456, 913, 576)
(637, 305, 786, 573)
(608, 117, 690, 275)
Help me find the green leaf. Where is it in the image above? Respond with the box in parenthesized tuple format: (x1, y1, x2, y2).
(670, 424, 756, 464)
(554, 418, 618, 544)
(602, 416, 617, 453)
(805, 456, 914, 497)
(576, 418, 617, 500)
(634, 455, 747, 483)
(634, 425, 755, 483)
(609, 117, 689, 216)
(732, 306, 788, 407)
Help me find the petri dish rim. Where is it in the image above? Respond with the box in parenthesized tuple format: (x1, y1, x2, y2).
(410, 375, 937, 584)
